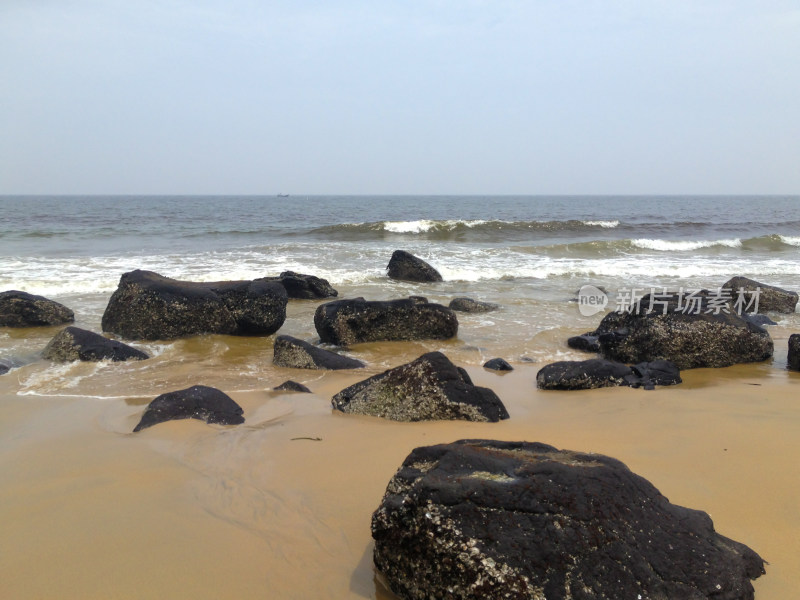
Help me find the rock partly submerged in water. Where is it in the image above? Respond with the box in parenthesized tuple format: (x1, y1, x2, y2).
(274, 380, 312, 393)
(314, 297, 458, 346)
(449, 297, 499, 313)
(262, 271, 338, 299)
(332, 351, 508, 422)
(102, 269, 288, 340)
(789, 334, 800, 372)
(387, 250, 443, 283)
(594, 293, 773, 370)
(272, 334, 365, 370)
(42, 326, 149, 362)
(483, 357, 513, 371)
(567, 333, 601, 353)
(372, 439, 765, 600)
(0, 290, 75, 327)
(536, 358, 681, 390)
(723, 276, 798, 314)
(133, 385, 244, 432)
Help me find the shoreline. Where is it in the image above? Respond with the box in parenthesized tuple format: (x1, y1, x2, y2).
(1, 355, 799, 598)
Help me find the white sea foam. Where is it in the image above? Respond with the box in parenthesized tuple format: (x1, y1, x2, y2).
(582, 220, 620, 228)
(779, 235, 800, 246)
(631, 238, 742, 251)
(381, 219, 488, 233)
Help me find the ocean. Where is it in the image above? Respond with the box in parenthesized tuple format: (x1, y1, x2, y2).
(1, 194, 799, 396)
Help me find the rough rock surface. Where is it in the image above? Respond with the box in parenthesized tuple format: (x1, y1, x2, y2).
(789, 334, 800, 372)
(314, 297, 458, 346)
(537, 358, 634, 390)
(483, 357, 513, 371)
(101, 270, 287, 340)
(595, 293, 773, 369)
(133, 385, 244, 432)
(723, 276, 798, 314)
(387, 250, 443, 283)
(372, 439, 765, 600)
(537, 358, 681, 391)
(272, 335, 365, 370)
(332, 352, 508, 422)
(42, 326, 149, 362)
(448, 297, 499, 313)
(567, 333, 601, 353)
(0, 290, 74, 327)
(274, 380, 312, 393)
(262, 271, 338, 299)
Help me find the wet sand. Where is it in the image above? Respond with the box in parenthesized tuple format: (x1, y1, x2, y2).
(1, 354, 799, 599)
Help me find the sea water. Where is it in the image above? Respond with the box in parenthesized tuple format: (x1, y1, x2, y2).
(1, 195, 799, 397)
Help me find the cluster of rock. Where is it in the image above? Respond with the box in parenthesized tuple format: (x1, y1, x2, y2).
(3, 265, 793, 598)
(537, 358, 681, 390)
(567, 291, 776, 369)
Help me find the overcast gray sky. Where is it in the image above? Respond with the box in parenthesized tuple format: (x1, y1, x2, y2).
(1, 1, 798, 195)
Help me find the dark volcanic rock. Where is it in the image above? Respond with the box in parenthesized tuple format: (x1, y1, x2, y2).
(332, 352, 508, 422)
(133, 385, 244, 432)
(0, 290, 74, 327)
(387, 250, 443, 283)
(0, 360, 9, 375)
(537, 358, 633, 390)
(595, 293, 773, 369)
(272, 335, 365, 370)
(42, 326, 149, 362)
(101, 270, 287, 340)
(743, 313, 777, 327)
(789, 334, 800, 372)
(314, 297, 458, 346)
(274, 380, 312, 393)
(567, 333, 601, 353)
(723, 276, 798, 314)
(628, 359, 682, 386)
(262, 271, 338, 299)
(483, 357, 513, 371)
(448, 297, 499, 313)
(537, 358, 682, 391)
(372, 439, 765, 600)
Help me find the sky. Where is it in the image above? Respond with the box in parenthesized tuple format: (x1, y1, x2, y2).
(1, 1, 799, 195)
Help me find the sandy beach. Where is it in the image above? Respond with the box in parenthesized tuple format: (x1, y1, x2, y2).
(1, 335, 798, 599)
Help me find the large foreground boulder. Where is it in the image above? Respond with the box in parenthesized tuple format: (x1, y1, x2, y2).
(272, 335, 364, 370)
(0, 291, 74, 327)
(387, 250, 443, 283)
(332, 352, 508, 422)
(43, 326, 149, 362)
(595, 293, 773, 369)
(133, 385, 244, 432)
(723, 276, 798, 314)
(789, 334, 800, 372)
(536, 358, 681, 390)
(262, 271, 338, 299)
(372, 439, 765, 600)
(102, 270, 287, 340)
(314, 297, 458, 346)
